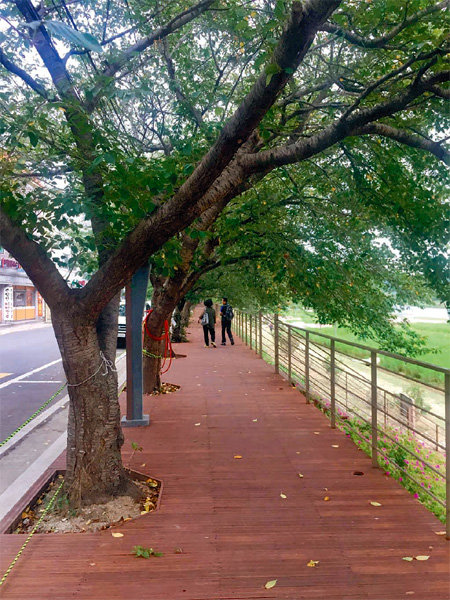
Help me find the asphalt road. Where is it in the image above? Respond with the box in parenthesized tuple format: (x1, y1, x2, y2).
(0, 324, 66, 441)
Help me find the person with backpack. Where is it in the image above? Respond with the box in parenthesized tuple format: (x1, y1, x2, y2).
(198, 299, 216, 348)
(220, 297, 234, 346)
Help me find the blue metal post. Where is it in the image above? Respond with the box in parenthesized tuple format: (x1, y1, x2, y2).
(121, 265, 150, 427)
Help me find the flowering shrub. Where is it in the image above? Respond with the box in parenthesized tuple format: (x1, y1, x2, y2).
(316, 399, 446, 523)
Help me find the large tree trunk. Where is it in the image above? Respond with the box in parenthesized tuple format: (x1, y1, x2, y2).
(52, 302, 135, 507)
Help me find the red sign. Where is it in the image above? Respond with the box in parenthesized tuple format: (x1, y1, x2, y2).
(0, 257, 20, 269)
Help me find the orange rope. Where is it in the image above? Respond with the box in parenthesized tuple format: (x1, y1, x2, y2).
(143, 309, 173, 374)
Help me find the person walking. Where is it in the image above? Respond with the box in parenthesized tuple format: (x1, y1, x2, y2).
(198, 299, 216, 348)
(220, 297, 234, 346)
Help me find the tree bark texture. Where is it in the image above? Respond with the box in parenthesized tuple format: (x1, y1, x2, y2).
(51, 307, 134, 506)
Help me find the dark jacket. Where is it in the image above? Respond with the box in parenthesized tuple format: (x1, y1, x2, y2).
(201, 306, 216, 325)
(220, 303, 232, 320)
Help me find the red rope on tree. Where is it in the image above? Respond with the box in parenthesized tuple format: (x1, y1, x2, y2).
(143, 309, 173, 374)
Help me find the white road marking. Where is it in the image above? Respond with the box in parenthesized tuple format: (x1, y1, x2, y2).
(17, 380, 63, 384)
(0, 358, 62, 390)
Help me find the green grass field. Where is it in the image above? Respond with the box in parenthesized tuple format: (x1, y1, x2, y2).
(282, 307, 449, 388)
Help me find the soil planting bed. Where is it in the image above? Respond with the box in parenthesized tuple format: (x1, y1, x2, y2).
(13, 472, 161, 534)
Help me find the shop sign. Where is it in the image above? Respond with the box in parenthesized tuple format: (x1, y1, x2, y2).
(3, 287, 13, 321)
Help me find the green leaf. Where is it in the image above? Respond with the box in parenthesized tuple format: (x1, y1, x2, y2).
(45, 20, 103, 53)
(264, 579, 277, 589)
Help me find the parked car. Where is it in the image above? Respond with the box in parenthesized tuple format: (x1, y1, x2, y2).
(117, 302, 151, 346)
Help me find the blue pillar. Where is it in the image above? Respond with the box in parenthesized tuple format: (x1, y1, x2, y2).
(121, 265, 150, 427)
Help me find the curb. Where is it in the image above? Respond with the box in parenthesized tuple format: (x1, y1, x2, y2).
(0, 351, 127, 458)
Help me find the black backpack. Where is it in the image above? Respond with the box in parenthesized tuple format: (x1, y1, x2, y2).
(224, 304, 234, 320)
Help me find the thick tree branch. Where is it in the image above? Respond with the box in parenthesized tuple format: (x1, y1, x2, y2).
(0, 208, 70, 309)
(353, 123, 450, 165)
(242, 71, 450, 172)
(79, 0, 342, 316)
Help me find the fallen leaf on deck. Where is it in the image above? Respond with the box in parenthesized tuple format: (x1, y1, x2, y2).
(298, 473, 304, 478)
(323, 496, 330, 501)
(331, 445, 339, 448)
(264, 580, 277, 589)
(234, 455, 242, 459)
(405, 592, 415, 596)
(194, 423, 201, 426)
(280, 493, 287, 499)
(307, 560, 319, 567)
(402, 557, 413, 561)
(141, 463, 146, 467)
(252, 418, 258, 422)
(415, 555, 430, 561)
(434, 531, 445, 535)
(296, 451, 301, 454)
(111, 532, 124, 538)
(314, 432, 320, 435)
(89, 563, 96, 566)
(174, 547, 183, 554)
(370, 501, 382, 507)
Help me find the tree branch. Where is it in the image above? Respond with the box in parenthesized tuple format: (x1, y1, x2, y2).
(0, 47, 52, 100)
(321, 1, 448, 49)
(0, 208, 70, 309)
(352, 123, 450, 165)
(78, 0, 342, 316)
(86, 0, 216, 112)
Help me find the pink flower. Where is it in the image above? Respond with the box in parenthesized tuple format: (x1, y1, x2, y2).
(413, 493, 419, 498)
(399, 477, 403, 482)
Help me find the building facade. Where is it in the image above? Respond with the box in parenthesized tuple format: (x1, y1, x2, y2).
(0, 249, 44, 323)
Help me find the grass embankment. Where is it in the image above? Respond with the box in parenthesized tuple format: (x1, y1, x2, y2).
(282, 308, 449, 388)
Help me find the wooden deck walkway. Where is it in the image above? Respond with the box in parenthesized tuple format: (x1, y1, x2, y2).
(0, 312, 449, 599)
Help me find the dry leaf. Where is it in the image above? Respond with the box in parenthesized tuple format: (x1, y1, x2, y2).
(323, 496, 330, 501)
(298, 473, 304, 478)
(252, 419, 258, 422)
(296, 451, 301, 454)
(415, 555, 430, 561)
(402, 557, 413, 561)
(307, 560, 319, 567)
(89, 563, 96, 566)
(405, 592, 415, 596)
(370, 501, 382, 507)
(140, 510, 147, 515)
(331, 444, 339, 448)
(141, 463, 146, 467)
(434, 531, 445, 536)
(264, 579, 277, 589)
(111, 532, 124, 538)
(314, 431, 320, 435)
(234, 455, 242, 459)
(194, 423, 201, 426)
(280, 493, 287, 499)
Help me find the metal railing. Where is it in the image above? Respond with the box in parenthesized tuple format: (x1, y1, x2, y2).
(235, 310, 450, 539)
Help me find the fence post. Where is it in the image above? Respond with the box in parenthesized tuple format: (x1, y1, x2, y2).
(305, 331, 310, 403)
(245, 313, 248, 345)
(384, 390, 387, 429)
(445, 372, 450, 539)
(249, 314, 253, 350)
(371, 351, 378, 468)
(274, 313, 279, 374)
(258, 311, 262, 357)
(436, 423, 439, 452)
(330, 339, 336, 428)
(288, 325, 292, 384)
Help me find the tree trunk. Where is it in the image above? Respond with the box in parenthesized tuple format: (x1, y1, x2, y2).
(180, 300, 193, 330)
(52, 305, 135, 507)
(171, 300, 184, 343)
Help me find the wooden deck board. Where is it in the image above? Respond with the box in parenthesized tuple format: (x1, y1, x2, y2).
(0, 309, 449, 599)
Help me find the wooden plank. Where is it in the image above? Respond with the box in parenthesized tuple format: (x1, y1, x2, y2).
(0, 307, 448, 599)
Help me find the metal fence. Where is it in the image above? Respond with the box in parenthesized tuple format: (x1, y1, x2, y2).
(235, 310, 450, 539)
